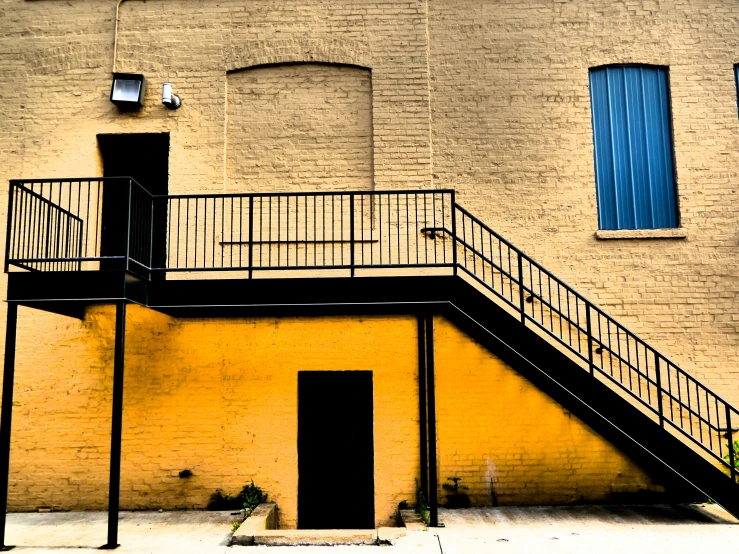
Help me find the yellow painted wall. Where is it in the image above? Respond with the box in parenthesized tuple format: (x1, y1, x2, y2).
(434, 316, 658, 506)
(8, 306, 662, 526)
(10, 307, 420, 528)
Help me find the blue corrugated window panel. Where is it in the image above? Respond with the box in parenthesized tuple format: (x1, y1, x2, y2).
(589, 66, 678, 230)
(589, 69, 618, 229)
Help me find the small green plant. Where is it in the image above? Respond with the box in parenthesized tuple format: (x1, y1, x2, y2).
(207, 480, 268, 514)
(240, 480, 267, 516)
(442, 476, 471, 509)
(414, 478, 430, 525)
(227, 521, 242, 546)
(724, 439, 739, 469)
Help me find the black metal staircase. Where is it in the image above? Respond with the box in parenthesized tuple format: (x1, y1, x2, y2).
(4, 178, 739, 524)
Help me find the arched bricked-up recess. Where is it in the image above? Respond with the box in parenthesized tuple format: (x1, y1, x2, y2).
(223, 38, 372, 73)
(226, 63, 374, 193)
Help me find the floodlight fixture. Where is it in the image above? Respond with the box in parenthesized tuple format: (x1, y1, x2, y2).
(110, 73, 146, 109)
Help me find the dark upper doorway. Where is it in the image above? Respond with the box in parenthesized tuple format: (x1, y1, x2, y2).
(97, 133, 169, 276)
(298, 371, 375, 529)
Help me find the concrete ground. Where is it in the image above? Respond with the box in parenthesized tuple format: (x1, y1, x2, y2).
(5, 504, 739, 554)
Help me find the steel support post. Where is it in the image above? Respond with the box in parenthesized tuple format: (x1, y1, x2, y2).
(425, 315, 439, 528)
(0, 303, 18, 551)
(102, 302, 126, 550)
(417, 316, 428, 501)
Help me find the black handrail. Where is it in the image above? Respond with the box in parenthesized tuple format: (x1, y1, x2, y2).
(452, 205, 738, 483)
(4, 178, 738, 484)
(6, 178, 153, 279)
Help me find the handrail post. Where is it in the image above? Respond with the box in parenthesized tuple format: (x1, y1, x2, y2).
(349, 194, 355, 277)
(517, 252, 525, 325)
(586, 302, 594, 376)
(148, 195, 154, 278)
(248, 196, 254, 279)
(4, 182, 15, 273)
(655, 356, 664, 427)
(727, 406, 736, 484)
(78, 218, 85, 272)
(44, 189, 53, 264)
(124, 179, 132, 272)
(450, 191, 457, 275)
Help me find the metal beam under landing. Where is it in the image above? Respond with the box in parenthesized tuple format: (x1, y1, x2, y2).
(6, 271, 147, 319)
(5, 273, 457, 318)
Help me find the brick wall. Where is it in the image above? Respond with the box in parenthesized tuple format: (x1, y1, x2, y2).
(227, 63, 373, 192)
(9, 308, 420, 528)
(434, 316, 658, 505)
(1, 0, 736, 400)
(7, 307, 656, 523)
(0, 0, 738, 519)
(427, 0, 739, 404)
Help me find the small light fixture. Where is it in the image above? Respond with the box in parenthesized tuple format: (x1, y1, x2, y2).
(110, 73, 146, 109)
(162, 83, 182, 110)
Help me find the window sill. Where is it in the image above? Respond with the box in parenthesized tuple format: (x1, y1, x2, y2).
(595, 228, 687, 240)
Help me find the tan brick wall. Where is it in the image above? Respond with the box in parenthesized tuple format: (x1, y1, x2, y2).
(0, 0, 738, 515)
(227, 63, 373, 192)
(427, 0, 739, 404)
(1, 0, 736, 399)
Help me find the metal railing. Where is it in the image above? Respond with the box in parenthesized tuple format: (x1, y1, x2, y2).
(163, 191, 454, 275)
(5, 178, 153, 278)
(453, 205, 738, 483)
(4, 178, 738, 484)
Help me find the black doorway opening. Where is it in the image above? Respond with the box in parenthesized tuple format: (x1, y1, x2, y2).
(97, 133, 169, 276)
(298, 371, 375, 529)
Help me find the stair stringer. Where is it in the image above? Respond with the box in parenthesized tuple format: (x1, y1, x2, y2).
(444, 277, 739, 517)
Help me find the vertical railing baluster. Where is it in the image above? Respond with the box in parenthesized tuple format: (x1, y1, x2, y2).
(44, 190, 53, 264)
(726, 406, 736, 483)
(451, 191, 457, 274)
(194, 198, 199, 269)
(149, 195, 154, 273)
(350, 194, 355, 277)
(4, 183, 15, 273)
(248, 196, 254, 279)
(517, 252, 525, 325)
(655, 355, 664, 427)
(396, 194, 401, 267)
(125, 179, 132, 272)
(586, 302, 594, 376)
(706, 389, 713, 452)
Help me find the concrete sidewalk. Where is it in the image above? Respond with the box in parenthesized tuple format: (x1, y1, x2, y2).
(5, 504, 739, 553)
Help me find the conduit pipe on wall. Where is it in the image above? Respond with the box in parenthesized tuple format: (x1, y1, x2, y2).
(112, 0, 128, 74)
